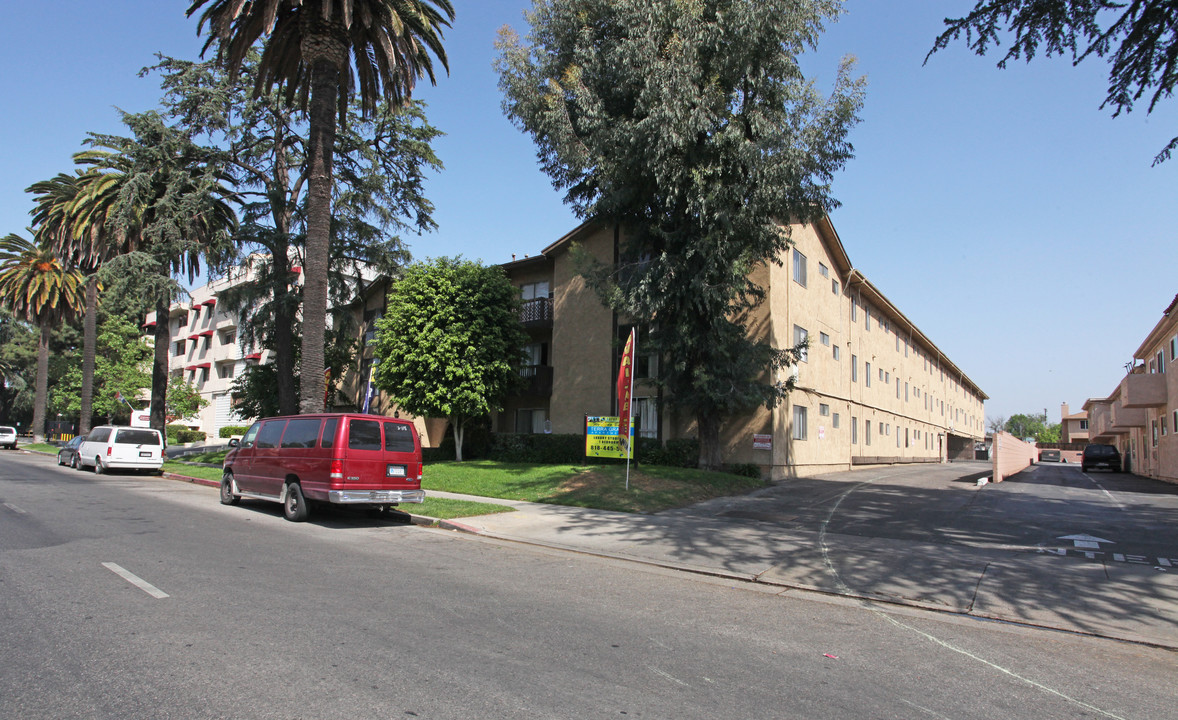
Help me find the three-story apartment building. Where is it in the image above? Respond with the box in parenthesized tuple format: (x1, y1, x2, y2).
(1085, 294, 1178, 483)
(496, 217, 986, 478)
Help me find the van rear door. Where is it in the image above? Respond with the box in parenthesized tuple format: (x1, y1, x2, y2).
(111, 428, 162, 464)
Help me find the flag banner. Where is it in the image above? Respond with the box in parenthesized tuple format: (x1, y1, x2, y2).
(585, 416, 635, 459)
(617, 328, 636, 453)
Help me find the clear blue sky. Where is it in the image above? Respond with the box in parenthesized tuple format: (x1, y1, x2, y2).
(2, 1, 1175, 425)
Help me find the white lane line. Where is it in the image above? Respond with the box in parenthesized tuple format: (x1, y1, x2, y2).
(102, 562, 170, 599)
(3, 502, 27, 514)
(1085, 476, 1125, 511)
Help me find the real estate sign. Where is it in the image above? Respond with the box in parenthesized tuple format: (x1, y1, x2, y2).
(585, 416, 634, 459)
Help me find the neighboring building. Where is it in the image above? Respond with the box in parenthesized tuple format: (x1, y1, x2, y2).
(1060, 402, 1089, 444)
(143, 269, 270, 438)
(1084, 294, 1178, 483)
(496, 219, 987, 479)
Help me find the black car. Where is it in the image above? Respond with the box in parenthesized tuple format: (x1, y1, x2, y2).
(1081, 443, 1122, 473)
(56, 435, 84, 468)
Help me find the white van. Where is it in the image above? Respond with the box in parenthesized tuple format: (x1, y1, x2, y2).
(77, 426, 165, 474)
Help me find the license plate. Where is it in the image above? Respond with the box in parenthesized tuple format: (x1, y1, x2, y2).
(387, 464, 406, 477)
(140, 451, 152, 457)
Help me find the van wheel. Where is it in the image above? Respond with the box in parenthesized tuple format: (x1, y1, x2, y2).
(220, 473, 240, 506)
(94, 457, 106, 474)
(283, 483, 309, 522)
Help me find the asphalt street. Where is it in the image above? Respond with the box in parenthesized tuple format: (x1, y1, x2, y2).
(1, 451, 1175, 719)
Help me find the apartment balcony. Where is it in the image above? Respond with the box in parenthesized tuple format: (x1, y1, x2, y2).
(1109, 402, 1147, 433)
(520, 297, 553, 328)
(1121, 373, 1167, 408)
(516, 365, 553, 397)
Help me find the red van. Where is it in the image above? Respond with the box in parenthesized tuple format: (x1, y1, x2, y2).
(221, 413, 424, 522)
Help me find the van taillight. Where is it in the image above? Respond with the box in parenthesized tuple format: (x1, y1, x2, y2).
(330, 459, 344, 481)
(106, 446, 112, 456)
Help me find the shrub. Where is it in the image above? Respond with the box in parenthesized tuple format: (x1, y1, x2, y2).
(725, 463, 763, 479)
(488, 433, 586, 463)
(219, 425, 249, 439)
(166, 424, 207, 445)
(641, 437, 699, 468)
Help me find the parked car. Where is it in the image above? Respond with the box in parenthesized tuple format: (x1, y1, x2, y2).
(0, 426, 16, 450)
(76, 426, 165, 474)
(221, 413, 424, 522)
(1081, 443, 1122, 473)
(1038, 449, 1061, 462)
(57, 435, 85, 468)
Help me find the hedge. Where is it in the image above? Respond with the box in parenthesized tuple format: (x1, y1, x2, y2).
(423, 431, 702, 469)
(219, 425, 250, 438)
(166, 424, 207, 444)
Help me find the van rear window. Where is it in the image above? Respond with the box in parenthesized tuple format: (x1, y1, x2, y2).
(115, 429, 161, 445)
(384, 422, 415, 453)
(281, 418, 322, 449)
(348, 419, 382, 451)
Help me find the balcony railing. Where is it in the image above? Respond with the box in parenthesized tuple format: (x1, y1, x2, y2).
(516, 365, 553, 396)
(520, 297, 553, 327)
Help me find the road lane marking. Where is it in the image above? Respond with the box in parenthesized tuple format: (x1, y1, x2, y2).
(817, 479, 1129, 720)
(2, 502, 26, 514)
(102, 562, 169, 599)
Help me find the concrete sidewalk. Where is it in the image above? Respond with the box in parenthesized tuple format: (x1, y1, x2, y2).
(424, 473, 1178, 650)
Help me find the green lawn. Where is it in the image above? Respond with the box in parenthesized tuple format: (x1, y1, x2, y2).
(423, 460, 767, 513)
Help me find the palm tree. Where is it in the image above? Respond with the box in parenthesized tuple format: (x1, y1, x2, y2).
(188, 0, 454, 413)
(27, 170, 128, 435)
(0, 234, 85, 443)
(76, 111, 238, 431)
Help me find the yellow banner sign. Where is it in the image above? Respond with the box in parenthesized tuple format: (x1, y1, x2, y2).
(585, 416, 634, 459)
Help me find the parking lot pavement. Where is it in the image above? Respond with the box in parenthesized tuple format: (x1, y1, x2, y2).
(444, 461, 1178, 647)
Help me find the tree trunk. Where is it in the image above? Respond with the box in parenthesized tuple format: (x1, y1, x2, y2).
(78, 275, 99, 435)
(453, 418, 465, 462)
(298, 52, 340, 415)
(31, 323, 50, 444)
(150, 291, 172, 432)
(271, 241, 299, 416)
(696, 411, 723, 471)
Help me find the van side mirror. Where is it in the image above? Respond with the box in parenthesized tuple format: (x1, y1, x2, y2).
(228, 438, 239, 448)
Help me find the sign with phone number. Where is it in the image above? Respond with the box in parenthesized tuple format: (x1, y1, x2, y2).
(585, 416, 634, 459)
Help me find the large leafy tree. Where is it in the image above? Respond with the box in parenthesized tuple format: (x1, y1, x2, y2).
(0, 234, 85, 442)
(76, 111, 238, 432)
(188, 0, 454, 414)
(497, 0, 864, 469)
(0, 309, 37, 426)
(148, 53, 441, 415)
(372, 258, 528, 461)
(55, 316, 152, 425)
(927, 1, 1178, 165)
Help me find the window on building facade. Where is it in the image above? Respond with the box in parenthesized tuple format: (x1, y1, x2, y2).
(832, 279, 839, 295)
(1163, 415, 1168, 436)
(1171, 335, 1177, 361)
(1152, 420, 1159, 447)
(174, 340, 185, 356)
(896, 380, 900, 399)
(819, 332, 830, 346)
(819, 403, 830, 416)
(852, 355, 858, 382)
(520, 280, 550, 300)
(218, 364, 235, 380)
(1080, 419, 1088, 429)
(833, 413, 840, 429)
(865, 362, 872, 387)
(793, 405, 808, 440)
(851, 417, 858, 443)
(819, 262, 829, 278)
(864, 304, 871, 330)
(221, 331, 236, 345)
(833, 345, 840, 361)
(633, 397, 659, 439)
(865, 419, 872, 445)
(794, 325, 808, 362)
(905, 383, 909, 401)
(793, 250, 807, 287)
(516, 409, 548, 434)
(1157, 351, 1165, 373)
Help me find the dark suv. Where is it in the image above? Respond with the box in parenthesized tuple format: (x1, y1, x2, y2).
(1081, 444, 1122, 473)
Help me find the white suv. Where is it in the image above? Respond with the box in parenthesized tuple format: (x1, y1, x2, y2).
(77, 426, 165, 474)
(0, 426, 17, 450)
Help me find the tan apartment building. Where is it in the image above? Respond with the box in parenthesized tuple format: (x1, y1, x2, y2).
(1084, 294, 1178, 483)
(1060, 402, 1090, 444)
(496, 218, 986, 479)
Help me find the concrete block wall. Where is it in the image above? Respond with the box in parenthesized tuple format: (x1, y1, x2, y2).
(993, 431, 1037, 482)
